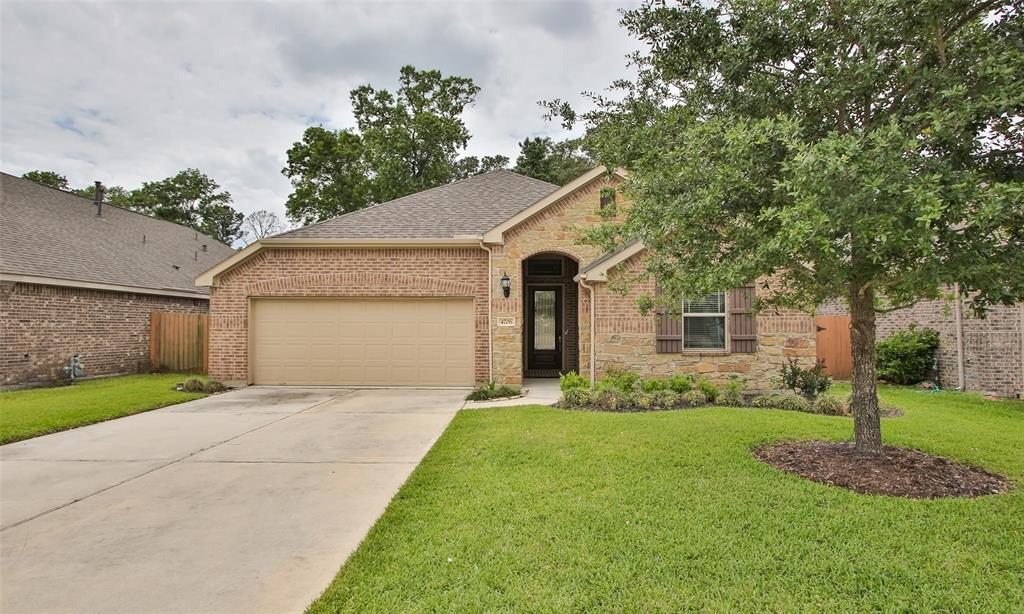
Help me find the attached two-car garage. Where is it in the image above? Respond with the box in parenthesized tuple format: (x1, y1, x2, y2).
(250, 298, 475, 386)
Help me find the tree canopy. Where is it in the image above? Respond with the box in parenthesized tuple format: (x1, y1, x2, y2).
(21, 170, 70, 190)
(552, 0, 1023, 453)
(513, 137, 594, 185)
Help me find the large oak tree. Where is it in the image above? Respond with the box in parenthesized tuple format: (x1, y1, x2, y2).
(553, 0, 1023, 453)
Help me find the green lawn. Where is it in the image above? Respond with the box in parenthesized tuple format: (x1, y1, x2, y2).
(309, 385, 1024, 612)
(0, 374, 207, 444)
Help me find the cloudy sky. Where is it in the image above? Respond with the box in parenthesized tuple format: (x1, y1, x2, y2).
(1, 0, 642, 221)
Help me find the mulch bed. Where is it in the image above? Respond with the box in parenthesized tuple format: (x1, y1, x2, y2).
(754, 440, 1009, 499)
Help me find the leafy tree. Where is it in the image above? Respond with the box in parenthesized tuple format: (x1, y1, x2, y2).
(241, 209, 287, 243)
(74, 183, 132, 207)
(552, 0, 1023, 454)
(513, 137, 593, 185)
(22, 170, 70, 190)
(352, 66, 481, 202)
(129, 169, 243, 244)
(283, 127, 371, 225)
(453, 154, 510, 179)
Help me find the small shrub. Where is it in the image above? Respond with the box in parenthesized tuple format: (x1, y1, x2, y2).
(182, 378, 206, 393)
(592, 388, 629, 411)
(597, 367, 641, 392)
(204, 380, 228, 394)
(717, 378, 745, 406)
(751, 393, 811, 412)
(559, 387, 592, 408)
(632, 392, 655, 411)
(667, 374, 694, 394)
(812, 394, 848, 416)
(697, 378, 719, 402)
(559, 371, 589, 392)
(649, 389, 680, 409)
(779, 359, 832, 399)
(640, 377, 670, 393)
(466, 381, 521, 401)
(681, 389, 708, 406)
(876, 325, 941, 385)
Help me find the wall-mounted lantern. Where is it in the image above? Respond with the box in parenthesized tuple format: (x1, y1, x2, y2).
(500, 272, 511, 298)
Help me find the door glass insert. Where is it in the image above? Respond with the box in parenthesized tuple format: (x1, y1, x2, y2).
(533, 290, 556, 350)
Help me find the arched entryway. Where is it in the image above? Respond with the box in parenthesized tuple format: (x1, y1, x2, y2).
(521, 252, 580, 378)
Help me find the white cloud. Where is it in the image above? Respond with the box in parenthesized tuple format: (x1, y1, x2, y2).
(1, 0, 641, 219)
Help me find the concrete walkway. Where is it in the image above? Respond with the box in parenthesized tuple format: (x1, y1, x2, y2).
(0, 386, 466, 614)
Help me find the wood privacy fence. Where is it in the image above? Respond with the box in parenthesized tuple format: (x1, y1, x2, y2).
(149, 312, 208, 373)
(815, 315, 852, 379)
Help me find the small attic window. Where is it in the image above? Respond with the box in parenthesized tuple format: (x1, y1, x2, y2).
(599, 186, 616, 214)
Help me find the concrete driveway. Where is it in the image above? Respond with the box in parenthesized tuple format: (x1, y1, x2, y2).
(0, 386, 466, 614)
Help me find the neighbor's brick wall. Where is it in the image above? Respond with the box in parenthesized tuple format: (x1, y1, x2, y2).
(208, 247, 489, 383)
(490, 179, 617, 383)
(0, 281, 207, 386)
(589, 258, 816, 391)
(821, 297, 1024, 396)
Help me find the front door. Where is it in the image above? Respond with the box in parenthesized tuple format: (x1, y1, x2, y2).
(526, 285, 562, 374)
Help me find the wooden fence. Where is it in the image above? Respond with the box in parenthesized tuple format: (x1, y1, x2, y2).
(149, 312, 209, 373)
(815, 315, 852, 379)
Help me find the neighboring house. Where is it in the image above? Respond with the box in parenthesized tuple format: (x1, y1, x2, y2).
(197, 167, 815, 389)
(819, 298, 1024, 398)
(0, 172, 236, 386)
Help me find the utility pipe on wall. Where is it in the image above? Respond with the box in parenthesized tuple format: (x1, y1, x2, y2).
(579, 278, 597, 384)
(478, 240, 493, 382)
(953, 282, 966, 391)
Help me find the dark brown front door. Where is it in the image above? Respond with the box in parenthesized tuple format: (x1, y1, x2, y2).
(527, 285, 562, 373)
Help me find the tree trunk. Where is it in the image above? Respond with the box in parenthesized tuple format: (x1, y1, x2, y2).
(849, 281, 883, 454)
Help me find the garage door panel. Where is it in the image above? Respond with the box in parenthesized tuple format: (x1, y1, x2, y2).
(252, 298, 474, 386)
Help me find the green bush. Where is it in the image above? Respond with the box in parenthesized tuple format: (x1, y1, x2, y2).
(751, 393, 811, 412)
(681, 389, 709, 406)
(592, 388, 629, 411)
(697, 378, 719, 402)
(559, 387, 592, 408)
(596, 367, 641, 392)
(812, 394, 848, 416)
(650, 389, 681, 409)
(640, 377, 670, 392)
(632, 392, 656, 411)
(779, 359, 832, 399)
(466, 381, 521, 401)
(667, 374, 694, 394)
(182, 378, 206, 393)
(876, 325, 941, 385)
(718, 378, 745, 406)
(204, 380, 228, 394)
(559, 371, 589, 392)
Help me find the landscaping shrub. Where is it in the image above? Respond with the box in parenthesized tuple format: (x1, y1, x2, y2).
(649, 389, 680, 409)
(876, 325, 941, 385)
(667, 374, 694, 394)
(558, 387, 592, 408)
(182, 378, 206, 393)
(812, 394, 848, 416)
(596, 367, 641, 392)
(751, 393, 812, 412)
(559, 371, 589, 392)
(640, 377, 670, 393)
(718, 378, 745, 407)
(592, 388, 629, 411)
(779, 359, 832, 399)
(632, 392, 656, 411)
(204, 380, 228, 394)
(697, 378, 719, 402)
(681, 390, 709, 406)
(466, 381, 521, 401)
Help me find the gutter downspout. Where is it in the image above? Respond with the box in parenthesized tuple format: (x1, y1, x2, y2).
(478, 239, 493, 382)
(1019, 302, 1024, 399)
(579, 277, 597, 384)
(953, 283, 966, 391)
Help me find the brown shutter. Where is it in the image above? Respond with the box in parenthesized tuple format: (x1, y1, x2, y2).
(728, 284, 757, 353)
(655, 283, 681, 353)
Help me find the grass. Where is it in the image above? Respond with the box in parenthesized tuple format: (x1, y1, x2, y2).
(0, 374, 207, 444)
(309, 384, 1024, 612)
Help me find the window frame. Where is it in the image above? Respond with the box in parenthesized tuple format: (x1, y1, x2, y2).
(681, 291, 729, 353)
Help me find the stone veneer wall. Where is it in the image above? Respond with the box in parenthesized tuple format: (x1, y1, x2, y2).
(0, 281, 208, 386)
(586, 259, 817, 391)
(820, 297, 1024, 397)
(207, 247, 489, 383)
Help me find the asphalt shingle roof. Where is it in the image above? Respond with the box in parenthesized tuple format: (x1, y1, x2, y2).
(279, 169, 559, 239)
(0, 172, 236, 295)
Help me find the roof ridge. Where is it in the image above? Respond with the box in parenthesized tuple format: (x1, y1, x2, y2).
(491, 168, 560, 190)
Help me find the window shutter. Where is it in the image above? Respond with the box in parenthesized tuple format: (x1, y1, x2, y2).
(728, 284, 757, 353)
(655, 284, 681, 353)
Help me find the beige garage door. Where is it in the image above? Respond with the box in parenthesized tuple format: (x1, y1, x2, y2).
(251, 298, 474, 386)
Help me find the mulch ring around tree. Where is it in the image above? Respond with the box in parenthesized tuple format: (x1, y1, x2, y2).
(754, 440, 1009, 499)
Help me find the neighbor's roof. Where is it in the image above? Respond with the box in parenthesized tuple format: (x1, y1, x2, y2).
(278, 170, 559, 239)
(0, 172, 236, 297)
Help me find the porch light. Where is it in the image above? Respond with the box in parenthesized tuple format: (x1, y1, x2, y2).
(500, 272, 511, 298)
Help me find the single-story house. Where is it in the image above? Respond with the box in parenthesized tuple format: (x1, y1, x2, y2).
(819, 297, 1024, 398)
(196, 167, 816, 388)
(0, 172, 236, 386)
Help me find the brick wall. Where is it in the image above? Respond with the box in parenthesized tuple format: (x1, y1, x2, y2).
(0, 281, 208, 386)
(208, 247, 489, 383)
(821, 297, 1023, 397)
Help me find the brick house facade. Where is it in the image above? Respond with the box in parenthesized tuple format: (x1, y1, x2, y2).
(200, 167, 816, 390)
